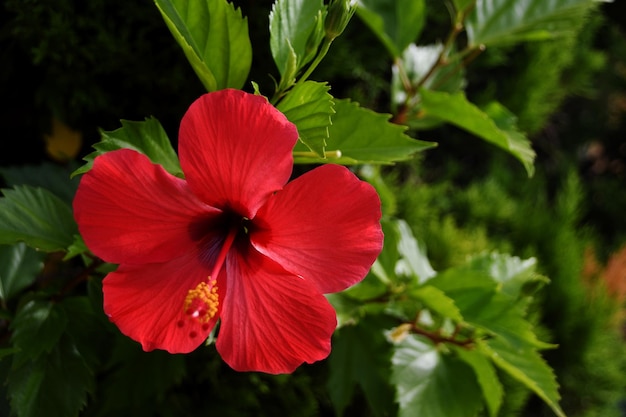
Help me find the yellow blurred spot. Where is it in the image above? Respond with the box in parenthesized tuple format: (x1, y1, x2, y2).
(44, 118, 82, 162)
(389, 323, 412, 343)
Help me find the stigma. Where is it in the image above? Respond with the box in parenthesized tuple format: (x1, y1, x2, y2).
(183, 278, 219, 323)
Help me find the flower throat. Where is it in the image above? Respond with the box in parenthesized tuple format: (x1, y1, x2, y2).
(180, 222, 241, 335)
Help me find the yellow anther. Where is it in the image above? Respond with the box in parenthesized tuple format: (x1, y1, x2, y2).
(183, 278, 219, 323)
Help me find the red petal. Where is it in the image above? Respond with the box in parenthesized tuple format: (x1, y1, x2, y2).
(73, 149, 221, 264)
(217, 242, 336, 374)
(178, 89, 298, 218)
(250, 164, 383, 294)
(103, 249, 223, 353)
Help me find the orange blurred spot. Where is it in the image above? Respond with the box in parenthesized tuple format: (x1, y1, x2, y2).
(44, 118, 82, 162)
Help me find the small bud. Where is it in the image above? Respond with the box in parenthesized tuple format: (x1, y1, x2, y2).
(324, 0, 357, 41)
(302, 10, 326, 66)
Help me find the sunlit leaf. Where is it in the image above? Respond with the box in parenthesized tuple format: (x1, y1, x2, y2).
(270, 0, 326, 77)
(480, 338, 565, 417)
(154, 0, 252, 91)
(0, 185, 77, 252)
(64, 235, 88, 261)
(374, 220, 401, 282)
(483, 101, 537, 176)
(294, 99, 435, 165)
(453, 345, 504, 417)
(429, 268, 553, 350)
(344, 269, 388, 301)
(72, 117, 182, 178)
(356, 0, 426, 57)
(0, 243, 45, 302)
(411, 285, 464, 322)
(453, 0, 475, 12)
(391, 43, 465, 112)
(394, 219, 436, 282)
(466, 0, 596, 47)
(373, 219, 435, 298)
(277, 81, 334, 157)
(391, 335, 483, 417)
(358, 165, 399, 216)
(466, 252, 548, 299)
(418, 89, 535, 176)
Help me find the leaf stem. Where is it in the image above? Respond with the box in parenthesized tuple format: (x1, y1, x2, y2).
(296, 37, 333, 89)
(406, 315, 475, 348)
(394, 1, 480, 125)
(271, 37, 334, 106)
(293, 149, 342, 159)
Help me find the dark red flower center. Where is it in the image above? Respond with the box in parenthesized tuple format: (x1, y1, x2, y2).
(181, 219, 242, 333)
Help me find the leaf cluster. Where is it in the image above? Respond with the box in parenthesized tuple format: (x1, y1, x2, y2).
(327, 216, 562, 417)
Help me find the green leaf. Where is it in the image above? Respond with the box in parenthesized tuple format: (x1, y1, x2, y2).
(453, 0, 475, 12)
(8, 336, 93, 417)
(391, 43, 466, 116)
(466, 252, 548, 299)
(270, 0, 326, 77)
(154, 0, 252, 91)
(372, 219, 435, 294)
(391, 335, 483, 417)
(358, 165, 398, 216)
(465, 0, 595, 47)
(429, 268, 553, 351)
(0, 347, 19, 361)
(93, 337, 186, 416)
(0, 243, 45, 301)
(0, 185, 77, 252)
(10, 300, 68, 365)
(344, 270, 389, 301)
(326, 293, 387, 328)
(394, 219, 436, 282)
(483, 101, 537, 176)
(356, 0, 426, 58)
(61, 297, 110, 368)
(0, 162, 79, 204)
(328, 318, 395, 417)
(411, 285, 464, 322)
(468, 252, 537, 284)
(277, 81, 334, 157)
(374, 220, 401, 283)
(294, 99, 435, 165)
(453, 345, 504, 417)
(326, 293, 361, 328)
(480, 338, 565, 417)
(64, 235, 88, 260)
(418, 89, 535, 176)
(72, 117, 182, 178)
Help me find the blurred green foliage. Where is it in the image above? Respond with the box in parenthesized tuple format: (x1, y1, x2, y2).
(390, 161, 626, 417)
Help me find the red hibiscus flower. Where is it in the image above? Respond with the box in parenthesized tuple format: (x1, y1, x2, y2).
(73, 89, 383, 374)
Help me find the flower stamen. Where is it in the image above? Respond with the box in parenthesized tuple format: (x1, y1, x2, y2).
(184, 278, 219, 323)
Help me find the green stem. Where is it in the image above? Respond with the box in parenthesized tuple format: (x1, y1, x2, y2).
(295, 37, 333, 88)
(413, 20, 464, 92)
(293, 149, 342, 159)
(271, 37, 334, 106)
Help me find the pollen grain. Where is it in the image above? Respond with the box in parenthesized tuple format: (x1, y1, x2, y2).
(183, 278, 219, 324)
